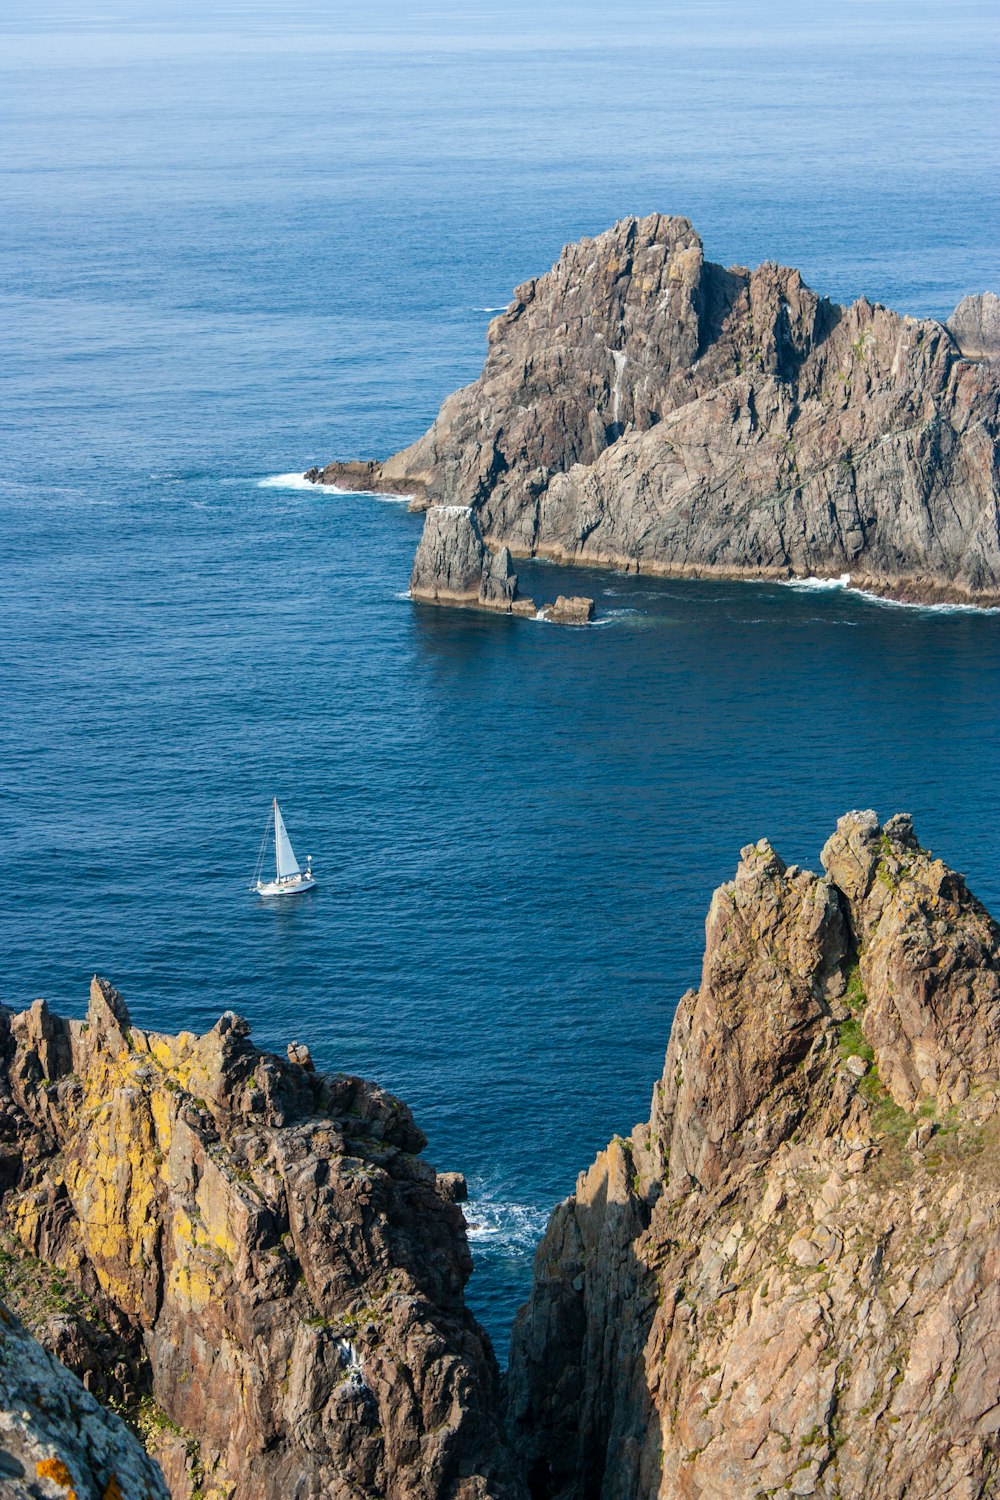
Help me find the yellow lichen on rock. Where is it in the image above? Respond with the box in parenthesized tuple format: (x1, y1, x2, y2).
(35, 1457, 77, 1495)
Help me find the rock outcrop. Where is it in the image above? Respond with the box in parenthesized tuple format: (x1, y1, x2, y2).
(0, 979, 522, 1500)
(409, 504, 593, 624)
(540, 596, 594, 626)
(505, 812, 1000, 1499)
(311, 215, 1000, 606)
(0, 1299, 169, 1500)
(410, 504, 537, 617)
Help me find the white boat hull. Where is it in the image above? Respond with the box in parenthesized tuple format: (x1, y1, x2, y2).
(254, 874, 317, 897)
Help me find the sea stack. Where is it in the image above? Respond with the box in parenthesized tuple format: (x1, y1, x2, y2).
(311, 214, 1000, 607)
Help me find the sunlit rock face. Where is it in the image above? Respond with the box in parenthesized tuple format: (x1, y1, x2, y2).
(506, 812, 1000, 1500)
(0, 979, 523, 1500)
(313, 214, 1000, 607)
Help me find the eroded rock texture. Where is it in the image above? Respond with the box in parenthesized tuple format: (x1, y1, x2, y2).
(311, 215, 1000, 606)
(0, 980, 521, 1500)
(506, 813, 1000, 1499)
(0, 1299, 169, 1500)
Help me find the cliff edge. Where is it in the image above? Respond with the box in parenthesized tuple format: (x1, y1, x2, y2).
(0, 980, 522, 1500)
(505, 812, 1000, 1499)
(309, 215, 1000, 607)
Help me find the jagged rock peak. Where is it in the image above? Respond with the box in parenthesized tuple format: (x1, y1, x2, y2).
(311, 215, 1000, 606)
(507, 813, 1000, 1500)
(0, 985, 523, 1500)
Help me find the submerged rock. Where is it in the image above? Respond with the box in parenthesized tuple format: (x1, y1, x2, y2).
(506, 813, 1000, 1499)
(312, 215, 1000, 607)
(0, 979, 522, 1500)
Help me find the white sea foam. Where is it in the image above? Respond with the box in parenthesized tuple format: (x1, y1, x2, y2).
(474, 305, 509, 313)
(465, 1194, 549, 1256)
(781, 569, 999, 615)
(257, 471, 318, 490)
(782, 573, 852, 592)
(591, 607, 640, 627)
(853, 589, 1000, 616)
(257, 473, 413, 504)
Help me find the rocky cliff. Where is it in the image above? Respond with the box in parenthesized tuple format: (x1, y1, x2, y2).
(0, 979, 522, 1500)
(308, 215, 1000, 606)
(505, 812, 1000, 1499)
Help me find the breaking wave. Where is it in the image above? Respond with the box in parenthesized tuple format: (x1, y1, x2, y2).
(782, 572, 852, 592)
(464, 1191, 550, 1258)
(257, 473, 413, 503)
(257, 472, 318, 490)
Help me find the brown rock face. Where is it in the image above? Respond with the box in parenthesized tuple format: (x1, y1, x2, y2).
(311, 215, 1000, 606)
(540, 597, 594, 626)
(0, 980, 522, 1500)
(506, 813, 1000, 1499)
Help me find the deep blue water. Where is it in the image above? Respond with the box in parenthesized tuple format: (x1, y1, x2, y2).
(2, 0, 999, 1353)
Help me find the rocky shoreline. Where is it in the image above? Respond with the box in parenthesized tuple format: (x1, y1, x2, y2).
(307, 216, 1000, 611)
(2, 813, 999, 1496)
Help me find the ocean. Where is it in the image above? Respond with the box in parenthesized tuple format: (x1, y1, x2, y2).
(2, 0, 998, 1353)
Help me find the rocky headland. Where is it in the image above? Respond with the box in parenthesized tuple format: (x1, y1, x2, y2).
(2, 814, 999, 1497)
(506, 812, 1000, 1498)
(307, 215, 1000, 607)
(0, 979, 521, 1500)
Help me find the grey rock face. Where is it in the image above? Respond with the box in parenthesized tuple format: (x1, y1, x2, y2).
(410, 505, 537, 617)
(0, 1300, 169, 1500)
(410, 504, 487, 602)
(312, 215, 1000, 606)
(947, 291, 1000, 361)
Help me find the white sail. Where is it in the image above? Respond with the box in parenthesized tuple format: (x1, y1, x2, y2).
(273, 800, 301, 879)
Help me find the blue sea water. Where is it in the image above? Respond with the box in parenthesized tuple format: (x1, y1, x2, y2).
(2, 0, 999, 1353)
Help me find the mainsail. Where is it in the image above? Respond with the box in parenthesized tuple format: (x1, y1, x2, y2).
(273, 800, 301, 879)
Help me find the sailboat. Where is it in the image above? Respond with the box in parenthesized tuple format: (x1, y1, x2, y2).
(250, 799, 316, 896)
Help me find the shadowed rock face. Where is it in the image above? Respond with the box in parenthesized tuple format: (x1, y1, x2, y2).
(0, 980, 523, 1500)
(0, 1299, 169, 1500)
(311, 214, 1000, 606)
(505, 813, 1000, 1500)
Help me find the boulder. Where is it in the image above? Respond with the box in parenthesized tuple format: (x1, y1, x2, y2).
(542, 595, 594, 625)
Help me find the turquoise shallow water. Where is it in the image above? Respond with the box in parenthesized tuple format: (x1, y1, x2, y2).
(2, 0, 999, 1353)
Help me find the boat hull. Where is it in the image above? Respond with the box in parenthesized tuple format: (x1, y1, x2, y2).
(254, 875, 317, 897)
